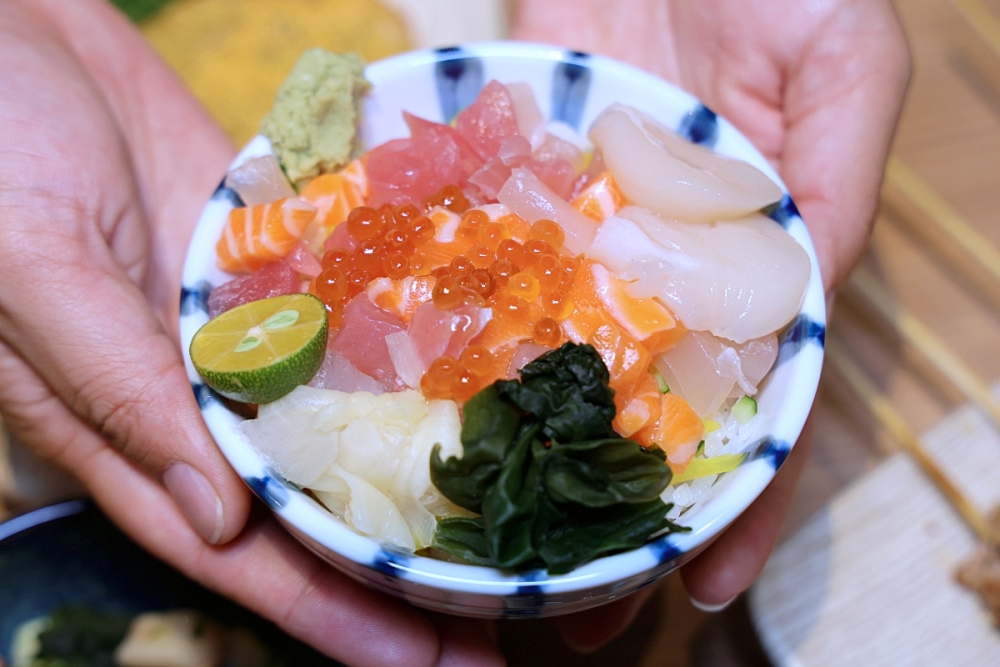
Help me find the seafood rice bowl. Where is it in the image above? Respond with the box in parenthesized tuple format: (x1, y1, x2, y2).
(179, 42, 825, 617)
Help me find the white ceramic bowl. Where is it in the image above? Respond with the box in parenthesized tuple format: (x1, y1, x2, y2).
(179, 42, 826, 618)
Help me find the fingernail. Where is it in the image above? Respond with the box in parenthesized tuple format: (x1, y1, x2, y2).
(689, 594, 737, 613)
(561, 636, 606, 655)
(163, 463, 225, 544)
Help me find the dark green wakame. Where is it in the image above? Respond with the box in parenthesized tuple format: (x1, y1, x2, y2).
(430, 342, 689, 574)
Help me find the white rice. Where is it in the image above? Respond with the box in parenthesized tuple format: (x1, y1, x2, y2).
(661, 397, 771, 522)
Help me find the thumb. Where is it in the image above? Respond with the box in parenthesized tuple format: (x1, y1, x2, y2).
(0, 246, 250, 545)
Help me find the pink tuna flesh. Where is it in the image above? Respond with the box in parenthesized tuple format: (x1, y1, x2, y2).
(284, 242, 322, 277)
(207, 261, 298, 318)
(332, 295, 407, 382)
(366, 112, 484, 207)
(455, 80, 520, 162)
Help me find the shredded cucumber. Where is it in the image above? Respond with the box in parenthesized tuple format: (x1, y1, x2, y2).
(732, 395, 758, 424)
(671, 453, 747, 485)
(649, 365, 670, 393)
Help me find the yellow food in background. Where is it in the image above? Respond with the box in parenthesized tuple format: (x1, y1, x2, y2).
(142, 0, 412, 145)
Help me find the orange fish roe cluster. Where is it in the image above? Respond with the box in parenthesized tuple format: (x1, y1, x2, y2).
(420, 345, 498, 403)
(311, 201, 438, 326)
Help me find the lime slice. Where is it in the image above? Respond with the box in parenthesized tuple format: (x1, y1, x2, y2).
(190, 293, 328, 404)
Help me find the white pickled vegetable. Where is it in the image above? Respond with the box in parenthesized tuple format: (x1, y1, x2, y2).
(589, 104, 782, 222)
(587, 206, 809, 342)
(242, 387, 467, 549)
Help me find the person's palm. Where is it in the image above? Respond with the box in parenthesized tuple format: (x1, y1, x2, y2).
(514, 0, 909, 650)
(0, 1, 499, 665)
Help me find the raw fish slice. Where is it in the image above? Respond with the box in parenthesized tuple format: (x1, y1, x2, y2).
(207, 261, 299, 318)
(216, 197, 317, 273)
(572, 171, 626, 222)
(525, 157, 576, 201)
(284, 242, 322, 277)
(366, 275, 436, 323)
(497, 168, 596, 255)
(298, 159, 368, 253)
(225, 155, 296, 206)
(586, 206, 809, 343)
(407, 302, 491, 367)
(309, 349, 384, 394)
(455, 80, 520, 161)
(633, 393, 704, 473)
(533, 133, 586, 174)
(507, 82, 545, 149)
(652, 330, 778, 416)
(332, 295, 406, 382)
(615, 373, 661, 438)
(589, 104, 782, 222)
(506, 342, 552, 378)
(366, 112, 483, 207)
(385, 331, 424, 388)
(323, 222, 357, 252)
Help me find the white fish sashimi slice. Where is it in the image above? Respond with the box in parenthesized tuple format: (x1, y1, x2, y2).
(653, 331, 778, 416)
(589, 104, 782, 222)
(587, 206, 809, 343)
(497, 168, 596, 255)
(225, 154, 296, 206)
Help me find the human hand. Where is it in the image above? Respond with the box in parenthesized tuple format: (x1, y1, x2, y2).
(513, 0, 909, 650)
(0, 1, 501, 665)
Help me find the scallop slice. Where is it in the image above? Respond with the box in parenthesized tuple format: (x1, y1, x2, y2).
(586, 206, 809, 343)
(588, 104, 782, 222)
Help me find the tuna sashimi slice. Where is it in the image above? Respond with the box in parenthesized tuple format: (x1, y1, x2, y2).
(207, 261, 299, 318)
(332, 295, 407, 382)
(366, 112, 484, 207)
(455, 80, 520, 162)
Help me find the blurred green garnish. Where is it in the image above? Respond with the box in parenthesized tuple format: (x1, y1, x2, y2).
(110, 0, 172, 23)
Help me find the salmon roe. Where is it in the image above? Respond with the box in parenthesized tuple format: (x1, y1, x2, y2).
(530, 219, 565, 250)
(533, 317, 562, 347)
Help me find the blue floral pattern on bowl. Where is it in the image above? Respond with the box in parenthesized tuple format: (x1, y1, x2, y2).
(179, 42, 825, 619)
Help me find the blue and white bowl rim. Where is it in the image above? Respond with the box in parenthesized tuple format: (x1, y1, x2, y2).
(179, 41, 826, 598)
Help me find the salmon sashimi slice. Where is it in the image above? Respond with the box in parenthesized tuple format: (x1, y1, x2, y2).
(589, 262, 678, 341)
(633, 392, 705, 474)
(298, 159, 368, 254)
(216, 197, 317, 273)
(588, 322, 651, 401)
(571, 171, 626, 222)
(614, 372, 661, 438)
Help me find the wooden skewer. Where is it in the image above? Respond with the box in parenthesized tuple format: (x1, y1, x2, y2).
(952, 0, 1000, 61)
(883, 157, 1000, 287)
(849, 266, 1000, 432)
(826, 341, 1000, 548)
(850, 264, 1000, 423)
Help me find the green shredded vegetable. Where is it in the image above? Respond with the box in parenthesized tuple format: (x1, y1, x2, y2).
(732, 395, 758, 424)
(649, 365, 670, 393)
